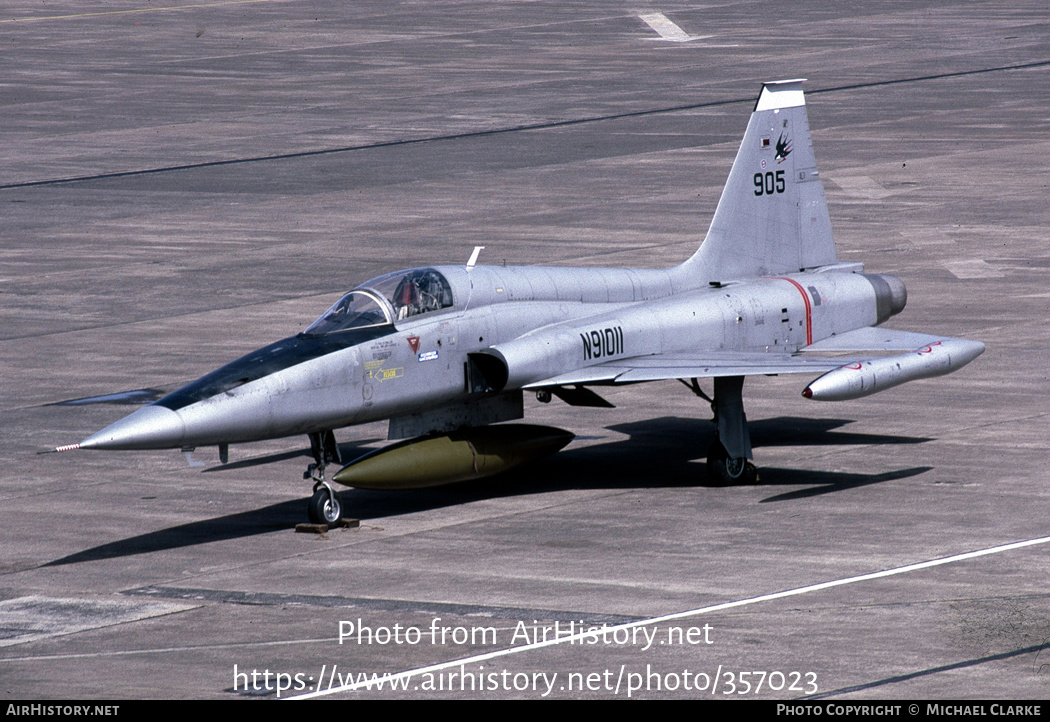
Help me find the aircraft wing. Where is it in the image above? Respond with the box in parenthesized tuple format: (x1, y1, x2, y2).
(524, 327, 981, 388)
(524, 352, 841, 387)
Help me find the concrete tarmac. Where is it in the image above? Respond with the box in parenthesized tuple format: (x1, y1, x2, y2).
(1, 0, 1048, 700)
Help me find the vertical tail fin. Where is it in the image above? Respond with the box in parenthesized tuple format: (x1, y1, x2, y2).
(681, 79, 837, 281)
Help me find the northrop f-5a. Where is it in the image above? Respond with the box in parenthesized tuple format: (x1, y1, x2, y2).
(54, 80, 984, 525)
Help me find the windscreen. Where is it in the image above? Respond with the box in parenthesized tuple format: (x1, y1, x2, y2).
(302, 289, 393, 337)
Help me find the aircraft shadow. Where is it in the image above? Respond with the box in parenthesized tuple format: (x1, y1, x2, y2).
(43, 499, 307, 567)
(45, 416, 932, 565)
(502, 416, 932, 501)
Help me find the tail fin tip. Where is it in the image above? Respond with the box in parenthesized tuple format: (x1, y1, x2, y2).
(755, 78, 807, 111)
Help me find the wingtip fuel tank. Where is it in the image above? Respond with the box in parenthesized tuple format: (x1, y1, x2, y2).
(332, 424, 574, 490)
(802, 338, 986, 401)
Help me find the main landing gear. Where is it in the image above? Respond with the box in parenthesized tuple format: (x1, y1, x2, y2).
(305, 429, 343, 525)
(706, 435, 758, 485)
(683, 375, 758, 485)
(707, 376, 758, 485)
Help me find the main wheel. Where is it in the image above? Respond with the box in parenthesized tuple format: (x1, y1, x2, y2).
(308, 487, 343, 526)
(706, 438, 758, 486)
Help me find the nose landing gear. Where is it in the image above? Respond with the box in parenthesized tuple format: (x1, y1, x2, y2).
(304, 430, 344, 526)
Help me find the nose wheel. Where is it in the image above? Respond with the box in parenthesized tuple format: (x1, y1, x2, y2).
(308, 482, 343, 526)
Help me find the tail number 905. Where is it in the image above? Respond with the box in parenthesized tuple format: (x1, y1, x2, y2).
(753, 170, 785, 196)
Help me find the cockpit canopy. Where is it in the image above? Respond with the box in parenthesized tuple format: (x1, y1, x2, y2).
(366, 267, 455, 320)
(301, 268, 454, 337)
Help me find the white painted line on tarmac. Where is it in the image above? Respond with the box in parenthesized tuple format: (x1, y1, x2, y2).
(639, 13, 695, 42)
(943, 259, 1004, 279)
(293, 534, 1050, 698)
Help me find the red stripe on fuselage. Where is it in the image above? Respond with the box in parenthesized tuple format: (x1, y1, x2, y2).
(771, 277, 813, 346)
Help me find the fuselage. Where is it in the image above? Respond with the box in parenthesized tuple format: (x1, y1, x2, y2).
(76, 261, 905, 452)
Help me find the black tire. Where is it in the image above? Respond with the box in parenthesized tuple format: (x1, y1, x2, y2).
(308, 487, 343, 526)
(706, 438, 758, 486)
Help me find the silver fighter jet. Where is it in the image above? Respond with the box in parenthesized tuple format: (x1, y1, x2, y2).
(54, 80, 984, 525)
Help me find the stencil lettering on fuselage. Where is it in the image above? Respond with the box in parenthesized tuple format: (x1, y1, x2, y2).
(581, 326, 624, 360)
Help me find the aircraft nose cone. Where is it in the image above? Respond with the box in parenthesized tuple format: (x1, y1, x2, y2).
(78, 405, 186, 450)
